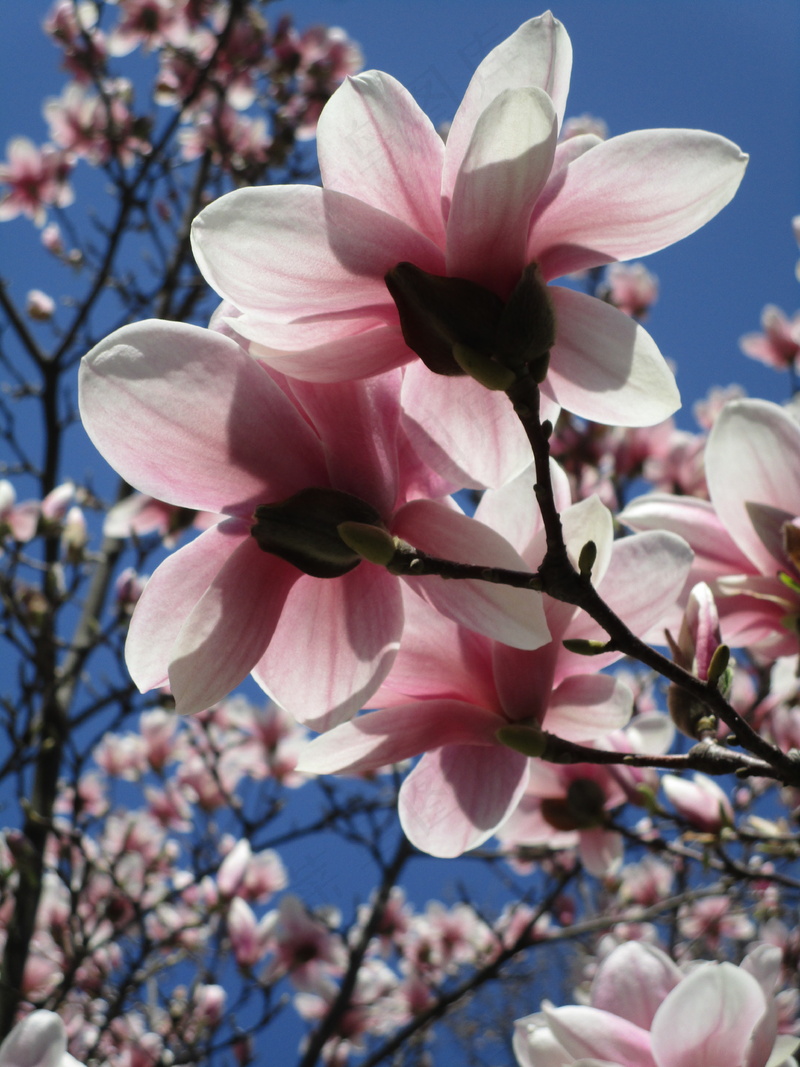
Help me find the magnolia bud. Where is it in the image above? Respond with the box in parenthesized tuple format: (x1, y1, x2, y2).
(385, 262, 503, 376)
(577, 540, 597, 578)
(493, 262, 556, 370)
(336, 521, 398, 566)
(562, 638, 609, 656)
(451, 343, 516, 391)
(495, 723, 548, 758)
(251, 487, 384, 578)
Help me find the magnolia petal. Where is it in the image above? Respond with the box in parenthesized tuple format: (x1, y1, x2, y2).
(0, 1011, 71, 1067)
(168, 536, 300, 715)
(443, 13, 572, 204)
(447, 87, 557, 295)
(547, 287, 680, 427)
(392, 498, 549, 650)
(318, 71, 446, 246)
(530, 128, 748, 280)
(706, 398, 800, 576)
(475, 460, 571, 563)
(543, 674, 633, 742)
(399, 744, 529, 856)
(126, 519, 251, 693)
(559, 495, 614, 585)
(650, 963, 766, 1067)
(563, 530, 694, 664)
(191, 185, 445, 322)
(287, 372, 402, 517)
(245, 322, 411, 383)
(252, 564, 403, 731)
(543, 1004, 656, 1067)
(591, 942, 682, 1031)
(579, 828, 623, 877)
(400, 361, 534, 490)
(620, 494, 754, 582)
(374, 586, 498, 709)
(296, 699, 501, 776)
(80, 320, 326, 513)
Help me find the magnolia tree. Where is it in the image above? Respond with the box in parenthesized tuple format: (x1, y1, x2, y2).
(1, 3, 799, 1066)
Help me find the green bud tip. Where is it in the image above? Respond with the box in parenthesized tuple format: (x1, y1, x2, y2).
(706, 644, 730, 687)
(562, 638, 609, 656)
(337, 522, 398, 567)
(451, 343, 517, 392)
(577, 540, 597, 578)
(495, 723, 548, 758)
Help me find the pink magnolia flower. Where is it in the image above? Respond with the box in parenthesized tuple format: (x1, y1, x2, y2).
(0, 138, 74, 226)
(80, 321, 547, 728)
(513, 941, 799, 1067)
(297, 473, 692, 856)
(0, 481, 40, 543)
(740, 306, 800, 372)
(661, 771, 733, 833)
(191, 14, 745, 487)
(600, 262, 659, 319)
(622, 398, 800, 661)
(0, 1010, 84, 1067)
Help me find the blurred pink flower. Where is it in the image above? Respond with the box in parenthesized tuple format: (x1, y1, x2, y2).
(0, 138, 74, 226)
(513, 941, 798, 1067)
(0, 1010, 84, 1067)
(740, 305, 800, 371)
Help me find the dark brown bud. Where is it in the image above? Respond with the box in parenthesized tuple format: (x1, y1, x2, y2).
(251, 487, 384, 578)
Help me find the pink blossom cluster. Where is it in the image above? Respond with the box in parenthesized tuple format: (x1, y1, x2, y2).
(0, 0, 361, 224)
(0, 695, 546, 1066)
(78, 12, 749, 867)
(513, 941, 799, 1067)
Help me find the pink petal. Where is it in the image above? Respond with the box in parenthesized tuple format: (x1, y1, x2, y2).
(579, 827, 623, 876)
(591, 942, 682, 1030)
(375, 586, 498, 709)
(191, 185, 445, 324)
(0, 1011, 68, 1067)
(492, 642, 558, 726)
(252, 564, 403, 731)
(287, 372, 402, 516)
(650, 963, 766, 1067)
(169, 535, 300, 715)
(474, 461, 571, 562)
(392, 498, 549, 650)
(559, 495, 614, 585)
(563, 530, 694, 664)
(544, 1004, 656, 1067)
(317, 71, 446, 246)
(546, 287, 680, 426)
(296, 699, 502, 776)
(529, 128, 748, 280)
(446, 87, 557, 296)
(246, 322, 411, 383)
(543, 674, 633, 742)
(620, 493, 755, 581)
(126, 519, 251, 692)
(400, 362, 534, 490)
(80, 320, 326, 513)
(443, 13, 572, 206)
(399, 744, 529, 856)
(706, 399, 800, 576)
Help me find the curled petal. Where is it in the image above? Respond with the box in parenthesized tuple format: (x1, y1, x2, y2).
(545, 287, 680, 427)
